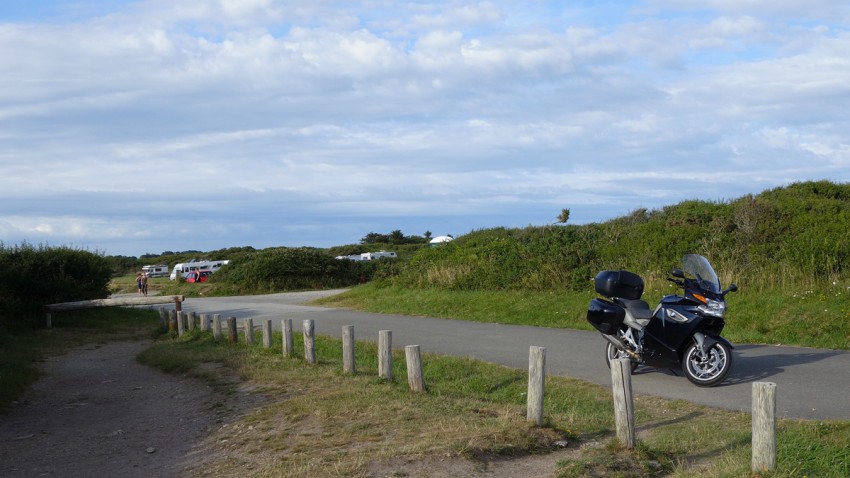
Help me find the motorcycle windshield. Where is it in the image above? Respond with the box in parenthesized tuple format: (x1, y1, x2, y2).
(681, 254, 721, 294)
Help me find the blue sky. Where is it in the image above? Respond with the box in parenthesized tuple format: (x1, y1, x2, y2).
(2, 1, 849, 257)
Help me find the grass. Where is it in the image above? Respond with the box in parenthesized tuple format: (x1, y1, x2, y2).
(110, 273, 249, 298)
(3, 305, 848, 476)
(137, 326, 849, 477)
(315, 281, 850, 350)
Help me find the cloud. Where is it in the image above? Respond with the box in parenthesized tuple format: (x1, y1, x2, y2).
(1, 1, 849, 255)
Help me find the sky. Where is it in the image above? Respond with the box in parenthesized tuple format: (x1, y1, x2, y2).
(1, 1, 849, 257)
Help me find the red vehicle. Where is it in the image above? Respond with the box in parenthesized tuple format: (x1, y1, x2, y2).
(185, 270, 214, 283)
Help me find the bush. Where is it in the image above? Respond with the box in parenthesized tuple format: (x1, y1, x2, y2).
(392, 181, 850, 292)
(0, 243, 111, 327)
(211, 247, 377, 293)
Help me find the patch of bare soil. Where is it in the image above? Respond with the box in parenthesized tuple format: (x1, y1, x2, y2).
(0, 340, 242, 478)
(366, 448, 584, 478)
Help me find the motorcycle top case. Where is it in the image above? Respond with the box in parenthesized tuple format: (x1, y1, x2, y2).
(594, 270, 644, 300)
(587, 298, 625, 335)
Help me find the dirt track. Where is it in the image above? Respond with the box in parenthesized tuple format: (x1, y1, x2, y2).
(0, 340, 226, 478)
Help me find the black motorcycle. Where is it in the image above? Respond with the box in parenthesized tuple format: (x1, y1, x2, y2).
(587, 254, 738, 387)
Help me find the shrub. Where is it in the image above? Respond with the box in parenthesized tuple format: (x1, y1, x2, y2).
(0, 243, 111, 326)
(211, 247, 377, 293)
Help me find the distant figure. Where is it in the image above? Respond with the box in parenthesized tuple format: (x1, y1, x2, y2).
(141, 273, 149, 296)
(136, 272, 143, 296)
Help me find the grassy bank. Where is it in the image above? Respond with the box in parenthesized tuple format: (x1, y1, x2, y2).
(138, 326, 849, 477)
(316, 281, 850, 350)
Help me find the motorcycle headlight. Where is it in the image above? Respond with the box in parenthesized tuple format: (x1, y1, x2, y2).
(697, 299, 726, 318)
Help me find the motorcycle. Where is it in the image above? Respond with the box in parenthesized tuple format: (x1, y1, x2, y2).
(586, 254, 738, 387)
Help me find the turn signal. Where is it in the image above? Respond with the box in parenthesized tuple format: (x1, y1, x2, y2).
(692, 293, 707, 304)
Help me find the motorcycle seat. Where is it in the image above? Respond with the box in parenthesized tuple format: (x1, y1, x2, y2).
(619, 298, 654, 323)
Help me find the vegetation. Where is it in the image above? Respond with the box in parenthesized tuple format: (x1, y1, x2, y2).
(316, 180, 850, 350)
(134, 325, 848, 477)
(0, 243, 112, 327)
(395, 181, 850, 293)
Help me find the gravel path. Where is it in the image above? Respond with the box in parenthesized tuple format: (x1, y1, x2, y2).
(0, 341, 225, 478)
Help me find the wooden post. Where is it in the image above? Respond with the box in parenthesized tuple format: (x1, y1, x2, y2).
(45, 312, 53, 328)
(378, 330, 392, 380)
(262, 319, 272, 348)
(177, 311, 185, 336)
(752, 382, 777, 473)
(227, 317, 237, 344)
(342, 326, 355, 374)
(168, 310, 177, 333)
(527, 346, 546, 425)
(245, 318, 254, 345)
(158, 307, 167, 331)
(405, 345, 425, 392)
(282, 319, 294, 356)
(187, 312, 197, 331)
(175, 297, 183, 333)
(611, 358, 636, 449)
(303, 319, 316, 364)
(212, 314, 222, 341)
(199, 313, 209, 332)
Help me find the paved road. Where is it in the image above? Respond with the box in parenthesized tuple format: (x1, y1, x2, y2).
(177, 290, 850, 421)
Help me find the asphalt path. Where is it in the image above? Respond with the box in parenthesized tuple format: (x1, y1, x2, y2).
(177, 290, 850, 421)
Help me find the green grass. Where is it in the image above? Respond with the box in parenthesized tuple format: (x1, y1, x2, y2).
(316, 281, 850, 350)
(138, 325, 849, 477)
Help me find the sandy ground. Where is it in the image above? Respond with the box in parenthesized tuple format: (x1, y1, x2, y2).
(0, 340, 228, 478)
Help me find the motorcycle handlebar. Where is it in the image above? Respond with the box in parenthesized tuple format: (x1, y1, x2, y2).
(667, 277, 684, 287)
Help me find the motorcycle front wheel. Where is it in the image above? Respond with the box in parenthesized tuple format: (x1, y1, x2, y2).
(681, 341, 732, 387)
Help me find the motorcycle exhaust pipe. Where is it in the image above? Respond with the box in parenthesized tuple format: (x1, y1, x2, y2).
(602, 334, 640, 361)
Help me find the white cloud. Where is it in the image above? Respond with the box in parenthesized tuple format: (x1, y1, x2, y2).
(1, 0, 849, 255)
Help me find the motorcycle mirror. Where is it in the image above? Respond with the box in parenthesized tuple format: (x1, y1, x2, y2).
(728, 283, 738, 293)
(671, 268, 685, 278)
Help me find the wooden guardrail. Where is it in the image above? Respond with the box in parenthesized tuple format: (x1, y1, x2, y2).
(44, 295, 185, 328)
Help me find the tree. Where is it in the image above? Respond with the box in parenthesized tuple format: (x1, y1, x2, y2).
(389, 230, 405, 244)
(557, 208, 571, 224)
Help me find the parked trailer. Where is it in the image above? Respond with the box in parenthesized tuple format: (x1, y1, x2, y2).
(142, 264, 170, 278)
(169, 259, 231, 280)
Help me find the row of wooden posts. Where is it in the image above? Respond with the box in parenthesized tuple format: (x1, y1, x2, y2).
(160, 308, 426, 391)
(606, 358, 776, 473)
(161, 309, 777, 473)
(509, 348, 777, 473)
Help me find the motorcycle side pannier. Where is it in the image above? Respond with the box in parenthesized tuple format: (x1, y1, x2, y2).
(587, 298, 625, 335)
(594, 270, 644, 299)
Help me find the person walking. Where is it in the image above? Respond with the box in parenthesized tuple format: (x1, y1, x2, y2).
(141, 272, 149, 296)
(136, 272, 143, 296)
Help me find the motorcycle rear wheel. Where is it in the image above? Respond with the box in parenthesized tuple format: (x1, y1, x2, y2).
(681, 341, 732, 387)
(605, 338, 639, 373)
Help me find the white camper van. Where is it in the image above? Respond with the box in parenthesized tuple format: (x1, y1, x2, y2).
(169, 259, 231, 280)
(360, 251, 397, 260)
(141, 264, 169, 278)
